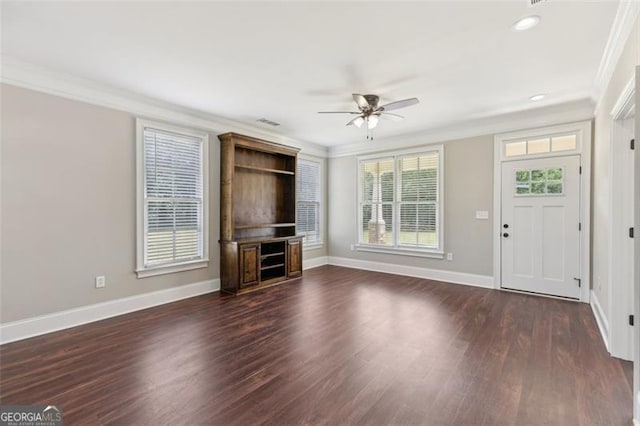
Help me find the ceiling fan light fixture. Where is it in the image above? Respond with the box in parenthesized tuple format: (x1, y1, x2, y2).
(367, 115, 379, 129)
(513, 15, 540, 31)
(353, 117, 365, 128)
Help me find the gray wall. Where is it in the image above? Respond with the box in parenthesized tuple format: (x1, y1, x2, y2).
(1, 84, 326, 323)
(1, 85, 218, 323)
(328, 135, 494, 276)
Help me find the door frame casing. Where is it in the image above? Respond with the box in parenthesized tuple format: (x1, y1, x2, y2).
(609, 76, 635, 360)
(493, 121, 592, 303)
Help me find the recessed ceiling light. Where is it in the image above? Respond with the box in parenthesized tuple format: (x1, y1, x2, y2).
(513, 15, 541, 31)
(529, 94, 546, 101)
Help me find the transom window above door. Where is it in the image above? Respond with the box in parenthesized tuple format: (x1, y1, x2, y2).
(504, 134, 577, 158)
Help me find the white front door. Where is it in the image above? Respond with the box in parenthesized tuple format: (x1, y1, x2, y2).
(501, 155, 581, 299)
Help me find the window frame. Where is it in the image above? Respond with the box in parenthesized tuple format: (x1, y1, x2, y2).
(296, 156, 324, 250)
(356, 145, 444, 258)
(135, 118, 209, 278)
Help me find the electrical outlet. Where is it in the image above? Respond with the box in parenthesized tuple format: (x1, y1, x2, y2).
(95, 276, 106, 288)
(446, 253, 453, 261)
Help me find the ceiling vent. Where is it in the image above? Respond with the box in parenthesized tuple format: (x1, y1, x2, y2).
(527, 0, 547, 7)
(256, 118, 280, 127)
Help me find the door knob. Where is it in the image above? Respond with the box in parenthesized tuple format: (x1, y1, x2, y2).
(503, 233, 509, 238)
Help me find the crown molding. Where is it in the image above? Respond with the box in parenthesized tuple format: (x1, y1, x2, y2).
(328, 98, 595, 158)
(610, 75, 636, 119)
(593, 0, 640, 106)
(1, 55, 598, 160)
(0, 56, 328, 158)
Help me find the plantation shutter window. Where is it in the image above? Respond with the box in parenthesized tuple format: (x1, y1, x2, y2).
(357, 146, 443, 256)
(296, 159, 322, 246)
(136, 120, 209, 277)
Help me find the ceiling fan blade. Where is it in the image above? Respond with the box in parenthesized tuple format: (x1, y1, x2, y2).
(318, 111, 361, 114)
(346, 116, 365, 127)
(380, 112, 404, 122)
(379, 97, 419, 112)
(352, 94, 369, 110)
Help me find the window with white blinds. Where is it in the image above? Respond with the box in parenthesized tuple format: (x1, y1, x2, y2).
(296, 158, 322, 246)
(136, 120, 209, 278)
(358, 146, 443, 255)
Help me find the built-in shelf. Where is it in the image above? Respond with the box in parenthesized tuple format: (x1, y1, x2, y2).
(261, 252, 285, 259)
(218, 132, 302, 295)
(235, 164, 295, 175)
(235, 223, 295, 230)
(260, 263, 285, 271)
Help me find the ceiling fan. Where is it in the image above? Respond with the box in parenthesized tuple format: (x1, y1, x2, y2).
(318, 94, 419, 132)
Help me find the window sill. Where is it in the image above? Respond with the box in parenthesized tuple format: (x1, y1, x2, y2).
(354, 245, 444, 259)
(303, 243, 324, 251)
(136, 259, 209, 278)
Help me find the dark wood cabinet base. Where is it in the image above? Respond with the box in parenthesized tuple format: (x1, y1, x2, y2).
(221, 236, 303, 295)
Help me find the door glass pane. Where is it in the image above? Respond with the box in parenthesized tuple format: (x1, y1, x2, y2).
(515, 167, 564, 196)
(531, 169, 546, 181)
(531, 182, 546, 194)
(515, 168, 531, 194)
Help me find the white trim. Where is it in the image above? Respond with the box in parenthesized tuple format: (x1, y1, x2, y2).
(608, 92, 635, 361)
(0, 55, 328, 158)
(355, 245, 444, 259)
(303, 256, 329, 270)
(135, 259, 210, 278)
(135, 118, 210, 278)
(329, 100, 595, 158)
(326, 256, 494, 289)
(493, 121, 592, 303)
(590, 289, 610, 351)
(0, 279, 220, 345)
(632, 418, 640, 426)
(610, 77, 636, 120)
(594, 1, 640, 108)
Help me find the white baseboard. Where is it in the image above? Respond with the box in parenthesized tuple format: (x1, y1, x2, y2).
(634, 419, 640, 426)
(590, 289, 610, 351)
(326, 256, 494, 289)
(303, 256, 329, 270)
(0, 279, 220, 345)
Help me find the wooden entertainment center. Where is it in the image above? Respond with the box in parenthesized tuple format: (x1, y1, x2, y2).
(218, 132, 302, 295)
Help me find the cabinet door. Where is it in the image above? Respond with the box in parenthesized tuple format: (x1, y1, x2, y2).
(239, 244, 259, 287)
(287, 238, 302, 278)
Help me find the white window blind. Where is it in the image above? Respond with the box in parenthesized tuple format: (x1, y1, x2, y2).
(296, 158, 322, 246)
(360, 158, 394, 245)
(398, 153, 439, 249)
(358, 147, 442, 254)
(142, 126, 205, 268)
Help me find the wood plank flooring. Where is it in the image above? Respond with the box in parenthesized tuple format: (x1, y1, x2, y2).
(0, 266, 632, 425)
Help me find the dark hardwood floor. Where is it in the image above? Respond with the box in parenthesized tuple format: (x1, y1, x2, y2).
(0, 266, 632, 425)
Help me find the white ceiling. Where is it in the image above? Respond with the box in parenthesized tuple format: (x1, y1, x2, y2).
(1, 1, 619, 147)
